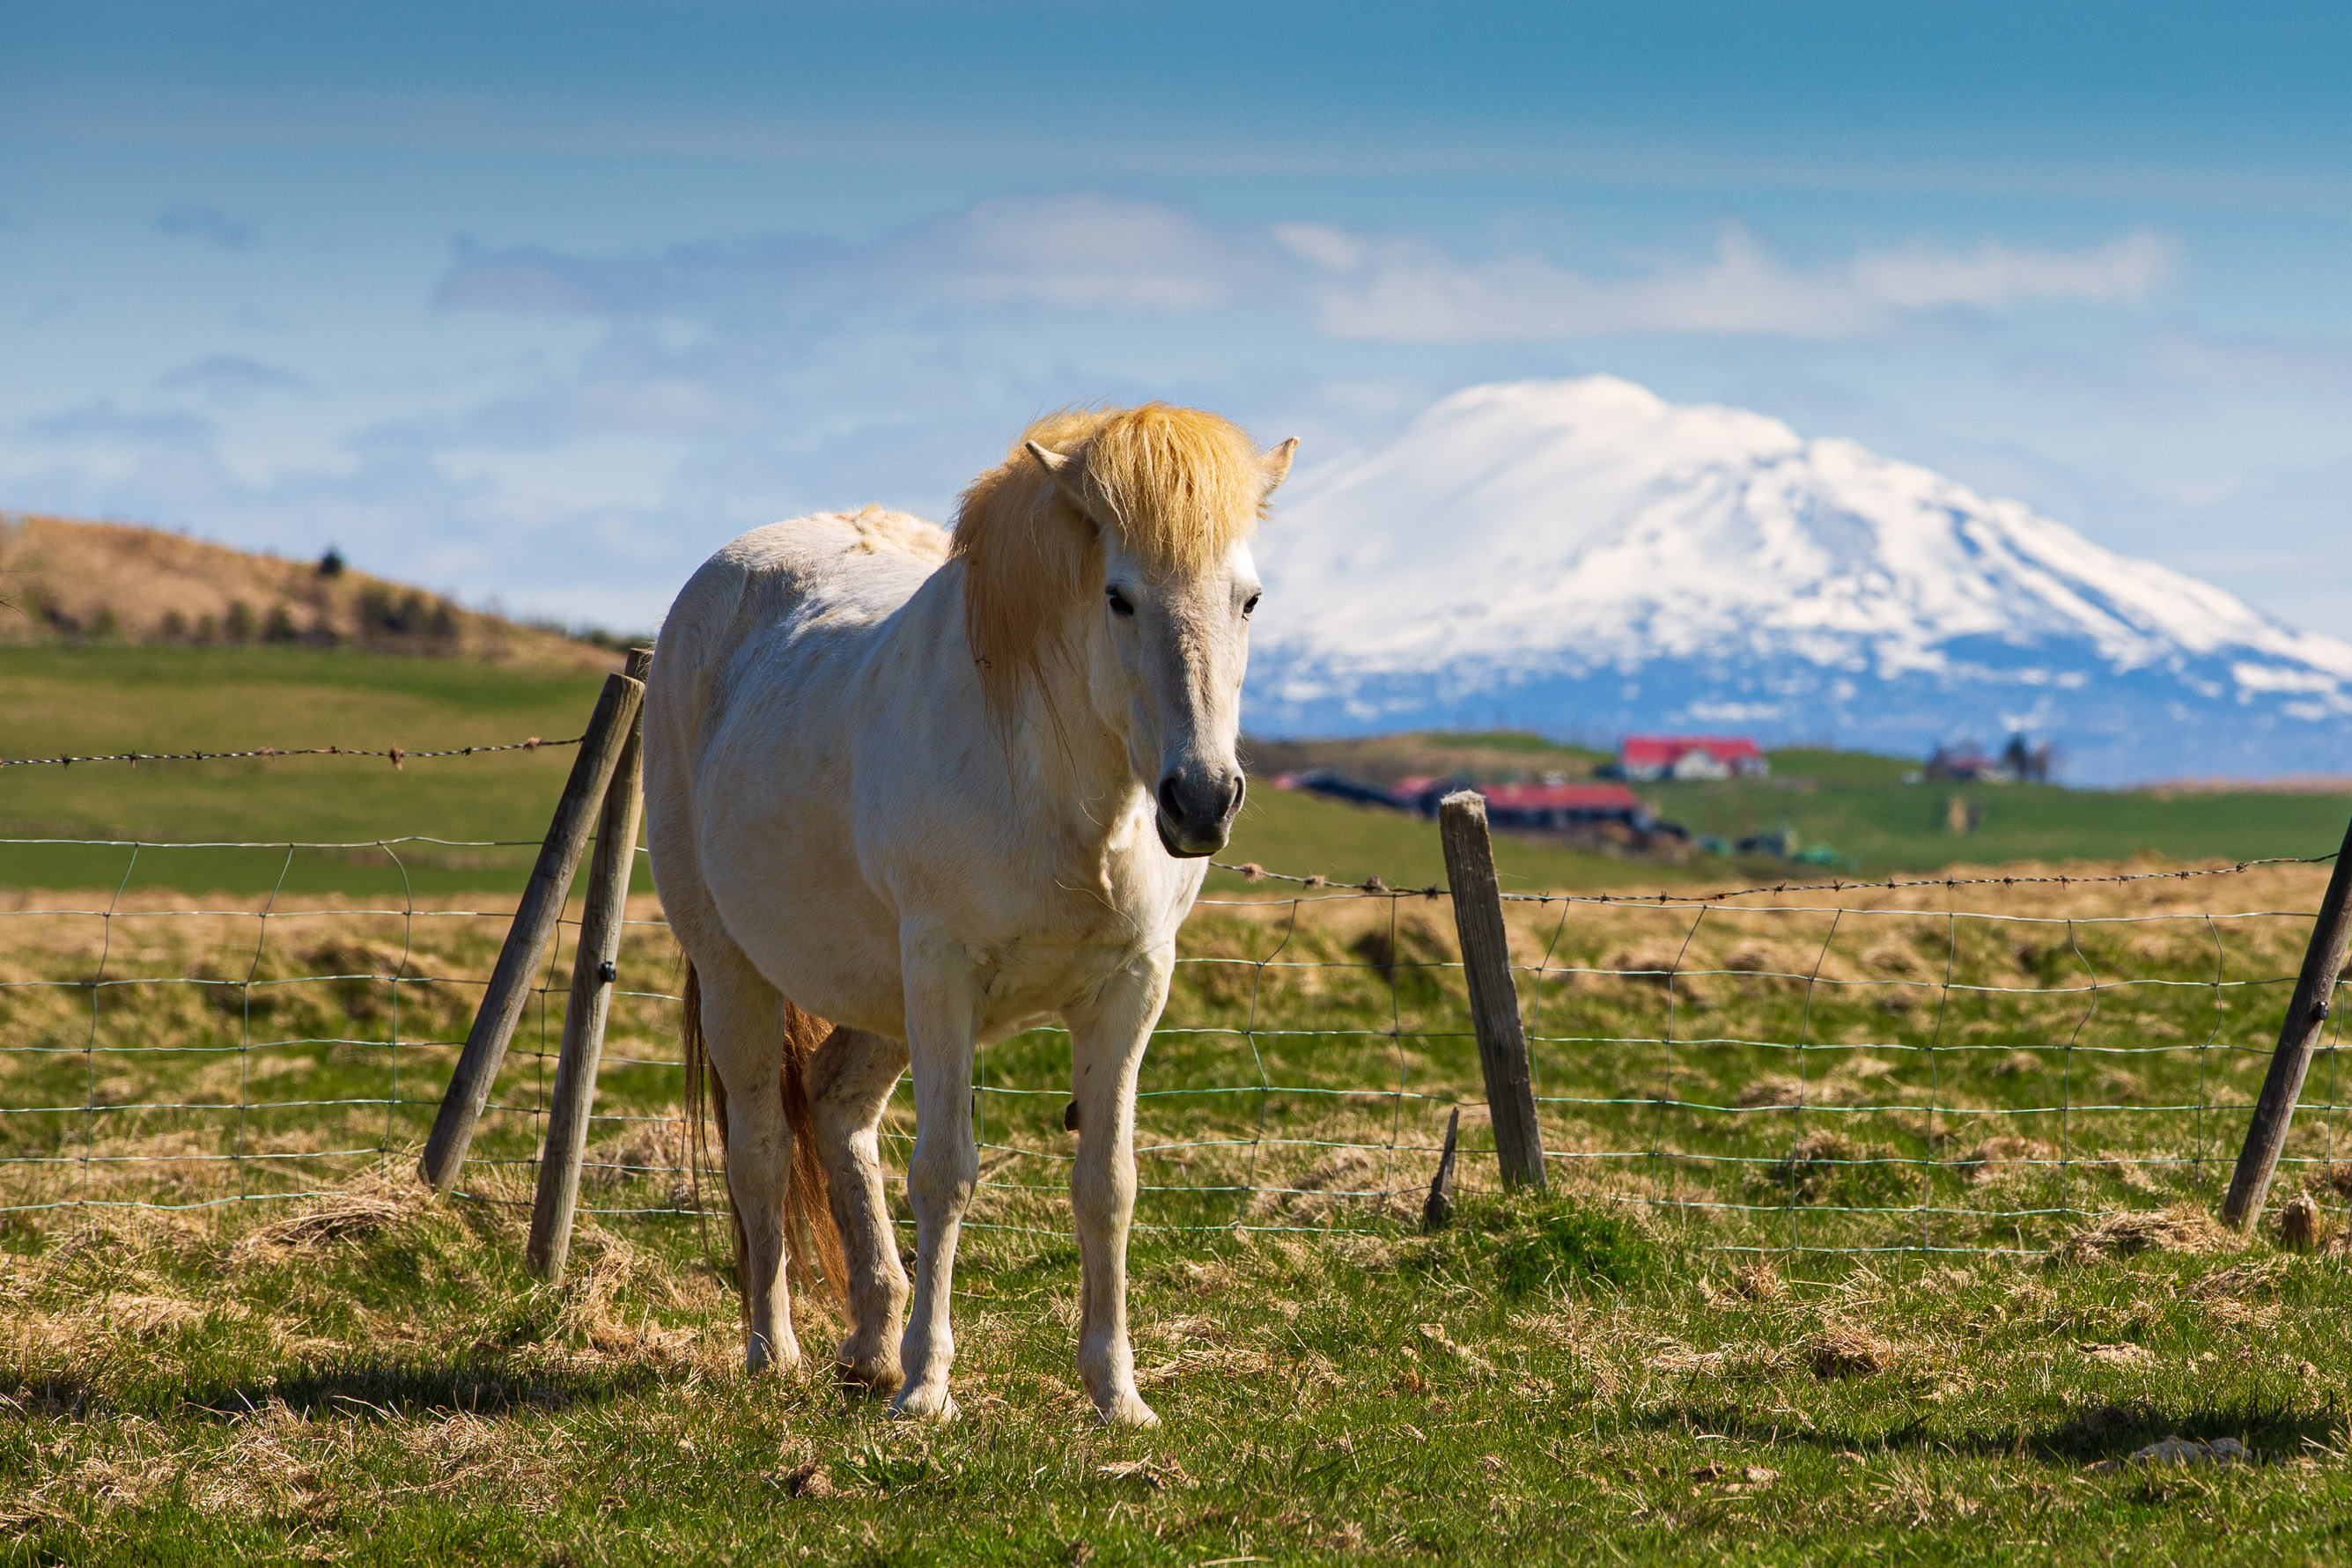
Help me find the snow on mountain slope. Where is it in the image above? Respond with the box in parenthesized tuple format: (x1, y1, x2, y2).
(1244, 377, 2352, 782)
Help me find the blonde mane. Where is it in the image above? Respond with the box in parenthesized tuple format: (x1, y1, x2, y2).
(952, 404, 1270, 718)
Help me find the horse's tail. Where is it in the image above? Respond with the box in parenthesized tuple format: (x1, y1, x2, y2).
(682, 961, 851, 1319)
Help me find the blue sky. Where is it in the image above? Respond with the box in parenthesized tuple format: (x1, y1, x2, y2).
(5, 1, 2351, 635)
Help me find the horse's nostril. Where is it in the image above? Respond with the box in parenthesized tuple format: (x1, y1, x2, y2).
(1158, 776, 1183, 819)
(1227, 775, 1246, 816)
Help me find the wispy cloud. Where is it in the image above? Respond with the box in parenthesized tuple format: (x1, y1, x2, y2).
(22, 398, 217, 446)
(154, 205, 256, 251)
(437, 194, 1281, 320)
(156, 354, 315, 403)
(439, 197, 2176, 349)
(1288, 223, 2176, 342)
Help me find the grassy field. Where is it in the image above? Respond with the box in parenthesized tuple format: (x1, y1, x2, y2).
(1241, 731, 2352, 884)
(0, 647, 616, 896)
(6, 858, 2351, 1561)
(7, 650, 2346, 902)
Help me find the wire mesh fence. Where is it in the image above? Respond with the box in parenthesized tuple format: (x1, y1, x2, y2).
(3, 803, 2344, 1255)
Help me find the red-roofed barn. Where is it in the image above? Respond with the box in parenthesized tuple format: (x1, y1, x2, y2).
(1618, 735, 1768, 782)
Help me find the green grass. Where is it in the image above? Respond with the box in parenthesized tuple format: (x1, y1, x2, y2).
(6, 848, 2351, 1560)
(5, 648, 2346, 899)
(1204, 785, 1731, 896)
(1651, 777, 2352, 875)
(0, 646, 616, 895)
(7, 1167, 2350, 1563)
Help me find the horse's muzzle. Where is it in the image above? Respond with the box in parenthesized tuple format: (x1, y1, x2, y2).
(1156, 769, 1243, 859)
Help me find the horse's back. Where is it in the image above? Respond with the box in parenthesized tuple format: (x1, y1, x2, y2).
(657, 505, 948, 715)
(645, 505, 952, 1030)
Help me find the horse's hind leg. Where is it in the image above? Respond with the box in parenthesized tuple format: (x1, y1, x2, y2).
(697, 947, 801, 1372)
(808, 1027, 912, 1393)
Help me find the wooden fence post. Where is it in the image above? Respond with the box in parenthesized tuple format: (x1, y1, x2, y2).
(418, 667, 645, 1193)
(527, 650, 653, 1284)
(2220, 810, 2352, 1232)
(1438, 790, 1547, 1190)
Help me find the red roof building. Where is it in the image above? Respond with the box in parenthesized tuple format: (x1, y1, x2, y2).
(1478, 782, 1642, 813)
(1618, 735, 1768, 782)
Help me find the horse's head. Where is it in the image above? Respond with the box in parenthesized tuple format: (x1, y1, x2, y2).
(1012, 410, 1296, 858)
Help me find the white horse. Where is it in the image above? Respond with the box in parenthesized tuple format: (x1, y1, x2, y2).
(643, 405, 1294, 1425)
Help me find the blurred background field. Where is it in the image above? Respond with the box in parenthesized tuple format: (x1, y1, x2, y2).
(3, 644, 2348, 901)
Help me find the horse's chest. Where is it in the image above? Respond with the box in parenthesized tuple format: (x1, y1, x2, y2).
(970, 933, 1144, 1034)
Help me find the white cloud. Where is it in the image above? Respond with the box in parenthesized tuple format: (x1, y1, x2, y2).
(435, 194, 1277, 320)
(1272, 222, 1364, 273)
(1299, 223, 2177, 343)
(438, 199, 2172, 350)
(934, 195, 1250, 313)
(1850, 228, 2172, 311)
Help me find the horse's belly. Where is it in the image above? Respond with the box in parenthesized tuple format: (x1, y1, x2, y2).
(699, 790, 910, 1036)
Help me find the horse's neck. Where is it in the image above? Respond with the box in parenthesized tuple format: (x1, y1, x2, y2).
(1003, 615, 1148, 854)
(1023, 674, 1143, 833)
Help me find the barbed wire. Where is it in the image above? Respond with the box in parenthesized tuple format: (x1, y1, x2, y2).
(0, 734, 582, 769)
(2, 825, 2342, 1255)
(1215, 849, 2341, 904)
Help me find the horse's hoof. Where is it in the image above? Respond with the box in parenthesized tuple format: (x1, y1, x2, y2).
(744, 1337, 802, 1376)
(1095, 1391, 1161, 1429)
(833, 1354, 905, 1398)
(889, 1384, 961, 1422)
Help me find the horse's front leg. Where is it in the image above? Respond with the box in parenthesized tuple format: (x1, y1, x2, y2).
(891, 930, 981, 1421)
(1063, 945, 1173, 1428)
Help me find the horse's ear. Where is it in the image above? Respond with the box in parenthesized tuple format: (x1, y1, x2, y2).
(1261, 437, 1300, 496)
(1023, 440, 1095, 519)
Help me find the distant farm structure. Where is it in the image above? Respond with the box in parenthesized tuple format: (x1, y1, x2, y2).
(1272, 769, 1684, 849)
(1612, 733, 1768, 781)
(1925, 732, 2056, 784)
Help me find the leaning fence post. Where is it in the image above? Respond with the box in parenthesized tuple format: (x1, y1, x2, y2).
(527, 649, 653, 1283)
(2220, 810, 2352, 1232)
(419, 666, 646, 1194)
(1438, 790, 1547, 1190)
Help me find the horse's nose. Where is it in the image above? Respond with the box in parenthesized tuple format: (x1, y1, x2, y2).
(1155, 768, 1242, 857)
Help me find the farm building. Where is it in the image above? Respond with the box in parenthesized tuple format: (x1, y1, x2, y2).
(1616, 734, 1768, 781)
(1476, 780, 1655, 833)
(1272, 770, 1684, 845)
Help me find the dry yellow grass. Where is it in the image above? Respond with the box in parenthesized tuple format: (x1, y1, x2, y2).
(0, 513, 616, 668)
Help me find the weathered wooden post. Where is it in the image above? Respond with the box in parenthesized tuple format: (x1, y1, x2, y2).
(2220, 810, 2352, 1232)
(419, 666, 645, 1193)
(1437, 790, 1547, 1190)
(1423, 1106, 1462, 1231)
(527, 649, 653, 1284)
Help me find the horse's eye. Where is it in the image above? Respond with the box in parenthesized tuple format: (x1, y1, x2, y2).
(1242, 593, 1262, 617)
(1107, 587, 1135, 617)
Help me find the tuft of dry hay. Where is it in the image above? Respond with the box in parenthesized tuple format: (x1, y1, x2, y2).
(1733, 1074, 1871, 1110)
(1247, 1147, 1414, 1225)
(585, 1115, 689, 1191)
(2189, 1257, 2292, 1301)
(234, 1192, 413, 1256)
(1730, 1258, 1787, 1303)
(1766, 1131, 1887, 1198)
(2052, 1205, 2243, 1264)
(2277, 1192, 2332, 1253)
(1957, 1136, 2059, 1186)
(778, 1461, 834, 1499)
(1808, 1322, 1898, 1379)
(1733, 1075, 1807, 1110)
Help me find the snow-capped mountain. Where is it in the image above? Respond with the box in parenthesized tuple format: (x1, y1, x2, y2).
(1245, 376, 2352, 783)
